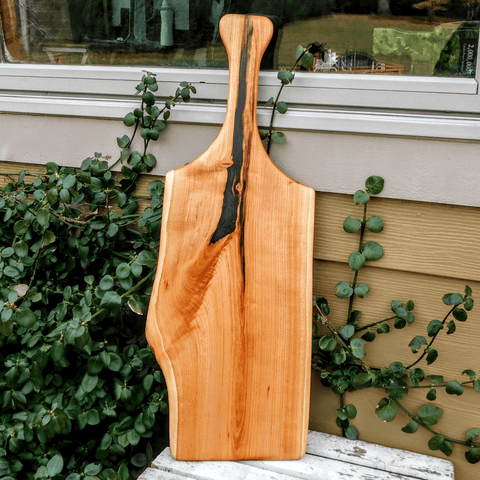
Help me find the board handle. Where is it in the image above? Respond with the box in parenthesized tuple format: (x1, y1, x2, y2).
(218, 14, 274, 140)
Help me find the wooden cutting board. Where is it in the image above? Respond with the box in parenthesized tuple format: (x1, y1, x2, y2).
(146, 14, 315, 461)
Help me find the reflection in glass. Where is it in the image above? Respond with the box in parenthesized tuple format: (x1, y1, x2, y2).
(0, 0, 478, 77)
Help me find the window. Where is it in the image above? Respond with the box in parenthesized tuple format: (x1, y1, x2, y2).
(1, 1, 480, 141)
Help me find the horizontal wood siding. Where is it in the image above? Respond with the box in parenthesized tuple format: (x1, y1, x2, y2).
(1, 160, 479, 478)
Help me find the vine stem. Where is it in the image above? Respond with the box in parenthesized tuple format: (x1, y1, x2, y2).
(389, 396, 480, 448)
(347, 202, 368, 321)
(265, 51, 306, 155)
(355, 316, 397, 332)
(406, 305, 456, 370)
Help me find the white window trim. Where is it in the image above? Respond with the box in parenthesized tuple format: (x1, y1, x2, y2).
(1, 62, 480, 141)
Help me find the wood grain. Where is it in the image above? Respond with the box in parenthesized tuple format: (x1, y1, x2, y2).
(146, 15, 315, 461)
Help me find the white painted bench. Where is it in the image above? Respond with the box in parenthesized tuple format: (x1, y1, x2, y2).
(139, 431, 454, 480)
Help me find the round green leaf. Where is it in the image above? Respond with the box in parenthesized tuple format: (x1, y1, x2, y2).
(319, 335, 337, 352)
(123, 112, 136, 126)
(418, 404, 443, 426)
(354, 190, 370, 205)
(375, 397, 398, 422)
(142, 91, 156, 106)
(409, 336, 427, 353)
(446, 380, 464, 396)
(84, 463, 102, 475)
(354, 283, 370, 298)
(81, 373, 98, 393)
(131, 453, 148, 468)
(335, 280, 353, 299)
(442, 293, 464, 306)
(426, 388, 437, 401)
(366, 215, 384, 233)
(363, 241, 384, 260)
(350, 338, 366, 359)
(302, 52, 314, 69)
(99, 275, 114, 291)
(136, 250, 157, 268)
(348, 251, 366, 271)
(466, 448, 480, 464)
(427, 319, 443, 337)
(343, 216, 362, 233)
(466, 428, 480, 442)
(361, 329, 376, 342)
(401, 420, 419, 433)
(276, 101, 288, 114)
(428, 434, 445, 450)
(365, 176, 385, 195)
(36, 208, 50, 227)
(377, 323, 390, 334)
(16, 308, 36, 328)
(339, 324, 355, 340)
(116, 263, 131, 280)
(345, 404, 357, 419)
(13, 240, 28, 257)
(271, 131, 286, 143)
(277, 69, 294, 84)
(345, 425, 358, 440)
(47, 454, 64, 476)
(87, 356, 104, 375)
(453, 308, 468, 321)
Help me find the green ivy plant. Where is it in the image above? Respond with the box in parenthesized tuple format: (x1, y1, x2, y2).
(312, 176, 480, 464)
(0, 73, 195, 480)
(259, 42, 324, 154)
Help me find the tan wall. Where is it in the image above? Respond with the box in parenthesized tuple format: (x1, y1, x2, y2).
(1, 114, 480, 478)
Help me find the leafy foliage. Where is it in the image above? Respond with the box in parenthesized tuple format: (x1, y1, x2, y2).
(0, 73, 196, 479)
(312, 176, 480, 462)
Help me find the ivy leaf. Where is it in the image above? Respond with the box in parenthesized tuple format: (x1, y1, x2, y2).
(428, 434, 445, 451)
(427, 388, 437, 401)
(442, 293, 464, 305)
(418, 404, 443, 426)
(453, 308, 468, 321)
(409, 336, 427, 353)
(296, 45, 304, 59)
(466, 448, 480, 464)
(445, 380, 464, 396)
(354, 283, 370, 298)
(345, 425, 358, 440)
(100, 275, 114, 291)
(366, 215, 384, 233)
(319, 335, 337, 352)
(363, 241, 384, 260)
(136, 250, 157, 268)
(402, 420, 419, 433)
(375, 397, 398, 422)
(462, 369, 476, 380)
(117, 135, 130, 148)
(377, 323, 390, 334)
(47, 454, 64, 476)
(466, 428, 480, 443)
(427, 319, 443, 337)
(426, 347, 438, 365)
(427, 375, 444, 384)
(348, 251, 366, 271)
(446, 320, 456, 334)
(339, 324, 355, 340)
(276, 101, 288, 114)
(350, 338, 366, 359)
(271, 131, 286, 143)
(302, 52, 314, 69)
(343, 216, 362, 233)
(277, 70, 295, 85)
(353, 190, 370, 205)
(361, 329, 376, 342)
(408, 368, 425, 387)
(365, 176, 385, 195)
(335, 280, 353, 299)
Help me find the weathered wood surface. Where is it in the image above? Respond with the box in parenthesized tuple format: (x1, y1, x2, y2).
(138, 431, 454, 479)
(145, 14, 315, 461)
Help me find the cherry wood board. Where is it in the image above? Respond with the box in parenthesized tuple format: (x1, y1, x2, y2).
(146, 14, 315, 461)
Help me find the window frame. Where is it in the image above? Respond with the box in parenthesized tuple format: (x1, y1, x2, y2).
(1, 55, 480, 141)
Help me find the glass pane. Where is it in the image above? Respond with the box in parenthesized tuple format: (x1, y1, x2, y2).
(1, 0, 478, 77)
